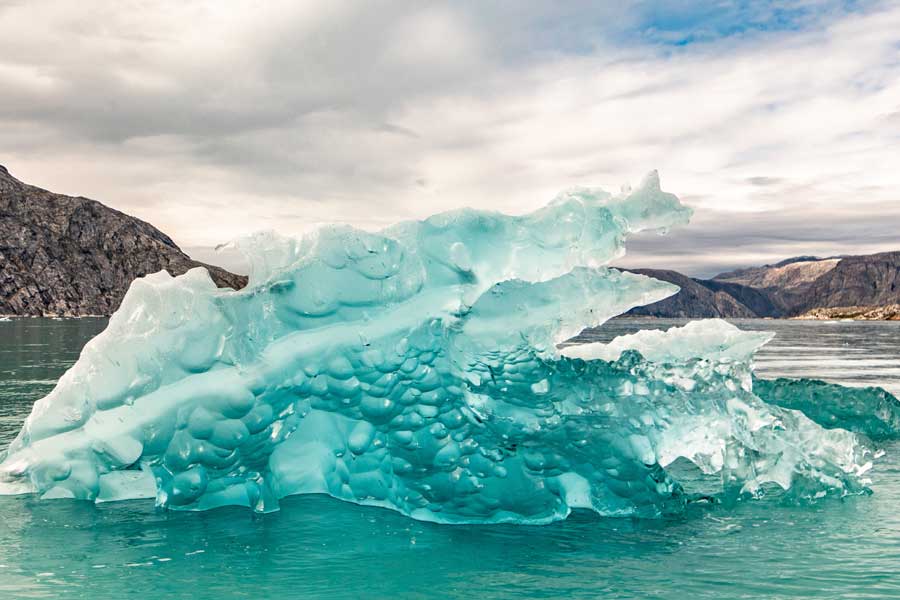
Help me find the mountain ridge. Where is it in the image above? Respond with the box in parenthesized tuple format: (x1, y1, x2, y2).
(0, 165, 247, 316)
(625, 251, 900, 320)
(1, 166, 897, 319)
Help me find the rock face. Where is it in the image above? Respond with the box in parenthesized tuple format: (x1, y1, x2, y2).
(797, 252, 900, 313)
(623, 269, 758, 318)
(713, 256, 841, 289)
(0, 165, 246, 316)
(624, 253, 900, 319)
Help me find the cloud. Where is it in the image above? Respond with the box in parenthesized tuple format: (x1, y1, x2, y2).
(0, 0, 897, 276)
(617, 200, 900, 277)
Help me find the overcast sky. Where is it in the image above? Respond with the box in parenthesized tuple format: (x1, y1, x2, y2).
(1, 0, 897, 277)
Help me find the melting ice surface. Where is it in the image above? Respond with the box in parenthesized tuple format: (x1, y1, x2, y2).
(0, 172, 888, 523)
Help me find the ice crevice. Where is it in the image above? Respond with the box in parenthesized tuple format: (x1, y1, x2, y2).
(0, 172, 888, 522)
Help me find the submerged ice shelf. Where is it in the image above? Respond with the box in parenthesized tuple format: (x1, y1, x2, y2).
(0, 173, 889, 522)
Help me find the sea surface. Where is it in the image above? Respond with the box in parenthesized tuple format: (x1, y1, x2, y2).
(0, 317, 899, 599)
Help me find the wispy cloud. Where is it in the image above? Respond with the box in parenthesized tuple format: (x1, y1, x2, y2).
(0, 0, 896, 275)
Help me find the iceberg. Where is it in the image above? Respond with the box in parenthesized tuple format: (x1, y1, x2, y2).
(753, 377, 900, 441)
(0, 172, 881, 522)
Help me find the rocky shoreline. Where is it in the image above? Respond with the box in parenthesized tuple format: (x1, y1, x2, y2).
(794, 304, 900, 321)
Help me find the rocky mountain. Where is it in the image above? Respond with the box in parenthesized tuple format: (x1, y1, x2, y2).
(2, 163, 897, 320)
(713, 256, 841, 289)
(625, 252, 900, 319)
(623, 269, 758, 318)
(0, 165, 246, 316)
(797, 252, 900, 312)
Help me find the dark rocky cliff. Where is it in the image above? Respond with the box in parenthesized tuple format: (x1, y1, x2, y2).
(624, 269, 758, 318)
(0, 165, 246, 316)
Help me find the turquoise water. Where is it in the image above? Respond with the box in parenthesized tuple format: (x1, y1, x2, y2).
(1, 318, 899, 599)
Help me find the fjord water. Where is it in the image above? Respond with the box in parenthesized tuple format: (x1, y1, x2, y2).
(1, 318, 899, 599)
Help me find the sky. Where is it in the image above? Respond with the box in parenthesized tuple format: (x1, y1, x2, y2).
(0, 0, 897, 277)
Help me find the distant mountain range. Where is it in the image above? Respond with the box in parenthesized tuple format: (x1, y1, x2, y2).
(626, 253, 900, 319)
(1, 165, 897, 319)
(0, 165, 246, 316)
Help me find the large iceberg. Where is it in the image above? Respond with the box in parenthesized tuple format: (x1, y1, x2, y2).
(0, 173, 882, 522)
